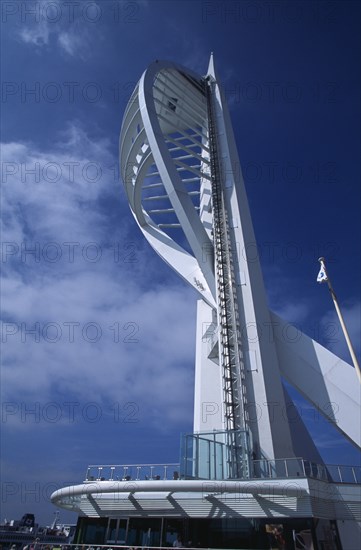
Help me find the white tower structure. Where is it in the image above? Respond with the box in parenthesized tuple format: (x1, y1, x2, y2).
(51, 57, 361, 549)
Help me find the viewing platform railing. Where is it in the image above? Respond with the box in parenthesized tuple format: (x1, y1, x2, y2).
(84, 459, 361, 485)
(85, 464, 180, 483)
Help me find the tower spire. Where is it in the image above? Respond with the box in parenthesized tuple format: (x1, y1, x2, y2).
(207, 52, 216, 79)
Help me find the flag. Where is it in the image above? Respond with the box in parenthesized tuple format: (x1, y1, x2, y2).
(317, 260, 328, 283)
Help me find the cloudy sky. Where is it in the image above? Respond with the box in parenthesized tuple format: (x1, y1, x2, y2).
(1, 0, 360, 525)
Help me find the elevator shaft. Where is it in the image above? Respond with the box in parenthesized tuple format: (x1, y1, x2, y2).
(205, 78, 249, 478)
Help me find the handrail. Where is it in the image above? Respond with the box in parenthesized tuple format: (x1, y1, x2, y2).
(84, 464, 180, 482)
(84, 459, 361, 485)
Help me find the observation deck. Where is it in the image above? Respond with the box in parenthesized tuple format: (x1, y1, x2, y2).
(82, 460, 361, 485)
(51, 458, 361, 525)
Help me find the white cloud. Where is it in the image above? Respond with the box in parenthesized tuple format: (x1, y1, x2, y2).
(16, 0, 92, 59)
(1, 126, 196, 434)
(1, 280, 195, 424)
(19, 22, 50, 46)
(0, 123, 144, 259)
(57, 30, 90, 59)
(273, 301, 310, 324)
(57, 31, 77, 56)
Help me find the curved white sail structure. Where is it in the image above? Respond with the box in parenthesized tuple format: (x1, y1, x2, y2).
(120, 60, 216, 307)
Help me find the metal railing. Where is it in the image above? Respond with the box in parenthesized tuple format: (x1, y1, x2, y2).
(324, 463, 361, 484)
(246, 458, 360, 484)
(84, 459, 361, 485)
(84, 464, 180, 482)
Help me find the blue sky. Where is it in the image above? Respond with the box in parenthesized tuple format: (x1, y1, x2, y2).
(1, 0, 360, 525)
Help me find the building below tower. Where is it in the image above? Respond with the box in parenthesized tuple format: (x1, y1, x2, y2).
(51, 455, 361, 549)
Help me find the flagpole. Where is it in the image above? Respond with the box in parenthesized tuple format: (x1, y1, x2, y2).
(318, 257, 361, 383)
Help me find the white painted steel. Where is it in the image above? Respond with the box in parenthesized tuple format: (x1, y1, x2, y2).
(52, 57, 360, 539)
(51, 479, 361, 526)
(272, 312, 361, 448)
(120, 56, 361, 457)
(120, 61, 216, 307)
